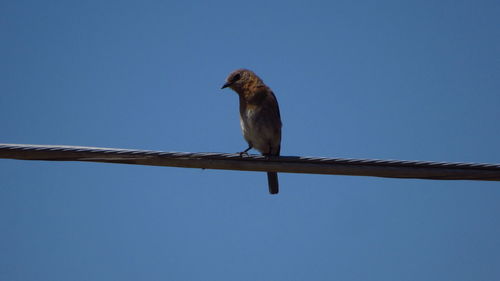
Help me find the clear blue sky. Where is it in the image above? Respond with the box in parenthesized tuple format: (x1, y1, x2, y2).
(1, 0, 500, 280)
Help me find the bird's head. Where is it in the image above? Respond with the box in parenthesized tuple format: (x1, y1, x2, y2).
(221, 69, 260, 92)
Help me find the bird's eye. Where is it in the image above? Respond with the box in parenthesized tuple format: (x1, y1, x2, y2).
(232, 73, 241, 82)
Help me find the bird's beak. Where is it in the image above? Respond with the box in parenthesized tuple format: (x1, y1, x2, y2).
(221, 82, 231, 89)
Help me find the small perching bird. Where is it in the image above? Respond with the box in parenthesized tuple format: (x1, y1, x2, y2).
(221, 69, 282, 194)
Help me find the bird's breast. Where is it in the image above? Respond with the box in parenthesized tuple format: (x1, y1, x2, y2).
(239, 106, 278, 154)
(239, 107, 258, 138)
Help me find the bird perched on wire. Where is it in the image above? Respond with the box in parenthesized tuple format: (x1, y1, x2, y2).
(221, 69, 282, 194)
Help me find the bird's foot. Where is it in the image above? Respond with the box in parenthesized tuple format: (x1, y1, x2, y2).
(239, 146, 252, 157)
(263, 154, 278, 160)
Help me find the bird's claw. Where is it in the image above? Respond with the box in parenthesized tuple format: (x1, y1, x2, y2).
(239, 151, 249, 157)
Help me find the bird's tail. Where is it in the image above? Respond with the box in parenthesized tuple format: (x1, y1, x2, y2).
(267, 172, 279, 194)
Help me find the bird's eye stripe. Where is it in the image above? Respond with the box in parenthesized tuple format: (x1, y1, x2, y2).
(232, 73, 241, 82)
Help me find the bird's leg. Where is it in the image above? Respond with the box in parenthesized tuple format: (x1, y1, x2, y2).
(263, 144, 273, 159)
(239, 145, 252, 157)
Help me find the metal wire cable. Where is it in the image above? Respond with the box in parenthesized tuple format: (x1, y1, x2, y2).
(1, 143, 500, 181)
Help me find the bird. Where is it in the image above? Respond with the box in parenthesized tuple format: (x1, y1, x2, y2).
(221, 69, 282, 194)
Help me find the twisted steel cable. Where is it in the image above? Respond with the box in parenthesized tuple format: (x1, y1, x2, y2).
(1, 143, 500, 181)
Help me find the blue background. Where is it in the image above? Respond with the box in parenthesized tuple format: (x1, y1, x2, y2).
(1, 1, 500, 280)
